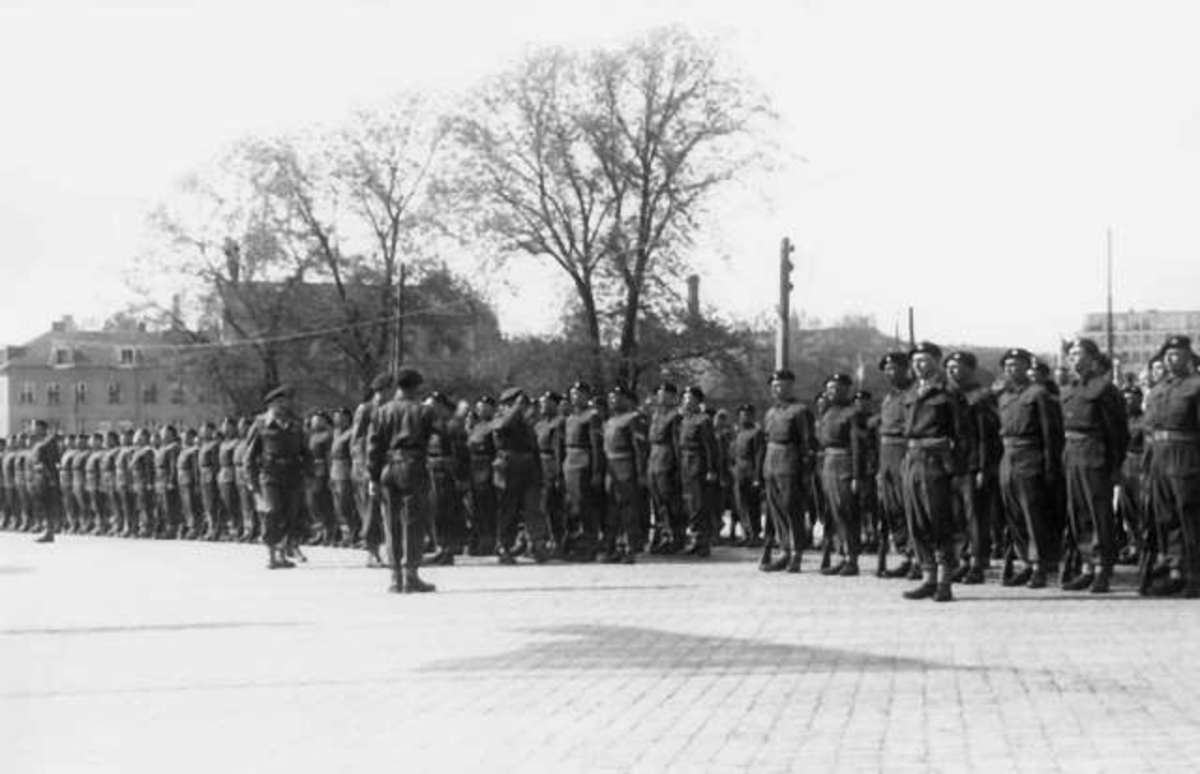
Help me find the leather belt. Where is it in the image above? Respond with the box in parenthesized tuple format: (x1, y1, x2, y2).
(907, 437, 950, 450)
(880, 436, 907, 447)
(1003, 437, 1041, 449)
(1064, 430, 1101, 441)
(823, 447, 851, 455)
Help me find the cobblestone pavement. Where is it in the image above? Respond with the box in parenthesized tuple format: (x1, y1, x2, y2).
(3, 532, 1200, 773)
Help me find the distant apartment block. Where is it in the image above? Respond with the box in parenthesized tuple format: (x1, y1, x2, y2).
(1080, 309, 1200, 371)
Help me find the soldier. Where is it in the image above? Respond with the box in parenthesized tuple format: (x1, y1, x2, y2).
(710, 408, 735, 543)
(17, 435, 34, 533)
(58, 435, 78, 533)
(678, 386, 719, 558)
(155, 426, 183, 538)
(1143, 335, 1200, 597)
(30, 420, 61, 543)
(1031, 358, 1069, 580)
(493, 387, 549, 564)
(730, 404, 765, 547)
(562, 382, 605, 561)
(854, 391, 881, 556)
(198, 422, 224, 541)
(1116, 387, 1147, 564)
(101, 431, 123, 537)
(245, 386, 312, 570)
(759, 369, 813, 573)
(425, 391, 467, 565)
(84, 433, 108, 535)
(329, 408, 358, 546)
(465, 397, 498, 556)
(233, 417, 257, 542)
(1059, 338, 1129, 593)
(901, 342, 973, 602)
(353, 374, 394, 567)
(71, 435, 90, 534)
(177, 428, 202, 539)
(945, 350, 1004, 584)
(305, 411, 336, 545)
(997, 348, 1063, 589)
(647, 383, 684, 554)
(217, 418, 243, 541)
(0, 438, 8, 529)
(366, 368, 436, 593)
(816, 373, 866, 577)
(535, 391, 567, 554)
(116, 430, 137, 537)
(129, 429, 156, 537)
(601, 385, 646, 563)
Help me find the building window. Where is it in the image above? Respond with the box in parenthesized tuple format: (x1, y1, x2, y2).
(119, 347, 136, 366)
(170, 383, 185, 405)
(74, 383, 87, 404)
(19, 382, 36, 404)
(108, 382, 122, 404)
(54, 347, 72, 366)
(47, 383, 61, 406)
(142, 383, 158, 404)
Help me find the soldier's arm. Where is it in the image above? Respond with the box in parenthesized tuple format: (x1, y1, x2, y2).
(589, 414, 606, 486)
(1034, 391, 1062, 479)
(366, 409, 391, 485)
(244, 422, 263, 490)
(951, 392, 975, 477)
(850, 411, 866, 483)
(1100, 386, 1129, 479)
(753, 428, 765, 484)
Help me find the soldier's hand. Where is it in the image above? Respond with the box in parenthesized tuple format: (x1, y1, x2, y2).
(705, 472, 718, 483)
(368, 481, 378, 498)
(974, 471, 985, 490)
(850, 478, 859, 496)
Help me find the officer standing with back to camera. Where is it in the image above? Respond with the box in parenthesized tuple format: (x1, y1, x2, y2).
(367, 368, 437, 593)
(244, 385, 312, 570)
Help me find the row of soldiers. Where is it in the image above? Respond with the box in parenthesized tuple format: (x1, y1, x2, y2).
(5, 333, 1198, 600)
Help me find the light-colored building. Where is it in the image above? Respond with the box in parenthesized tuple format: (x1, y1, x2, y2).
(1080, 309, 1200, 372)
(0, 317, 227, 436)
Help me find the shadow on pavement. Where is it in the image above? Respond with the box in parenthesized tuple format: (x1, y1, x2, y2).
(0, 621, 307, 636)
(421, 623, 976, 674)
(442, 584, 691, 595)
(0, 565, 35, 575)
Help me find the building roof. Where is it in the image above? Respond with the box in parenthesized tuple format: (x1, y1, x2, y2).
(0, 323, 193, 372)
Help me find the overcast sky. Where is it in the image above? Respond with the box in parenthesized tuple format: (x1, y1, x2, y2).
(2, 0, 1198, 352)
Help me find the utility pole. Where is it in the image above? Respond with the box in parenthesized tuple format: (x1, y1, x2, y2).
(907, 306, 916, 349)
(391, 263, 406, 373)
(776, 237, 795, 370)
(1105, 228, 1114, 362)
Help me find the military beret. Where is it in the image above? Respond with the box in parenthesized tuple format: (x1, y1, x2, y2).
(657, 382, 679, 394)
(332, 406, 352, 418)
(879, 351, 910, 370)
(1069, 337, 1102, 358)
(737, 403, 756, 414)
(854, 390, 873, 401)
(183, 427, 198, 438)
(427, 391, 454, 409)
(395, 369, 423, 390)
(704, 406, 717, 417)
(1121, 385, 1143, 399)
(770, 369, 796, 383)
(569, 381, 592, 395)
(1160, 334, 1195, 354)
(477, 395, 497, 406)
(1000, 348, 1034, 366)
(910, 341, 942, 360)
(945, 350, 977, 369)
(370, 373, 395, 393)
(685, 385, 705, 401)
(498, 386, 525, 405)
(825, 373, 853, 387)
(263, 385, 293, 404)
(589, 395, 608, 410)
(610, 384, 637, 402)
(541, 390, 564, 403)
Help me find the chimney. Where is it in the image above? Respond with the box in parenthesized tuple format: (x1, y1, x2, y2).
(223, 238, 241, 284)
(686, 275, 700, 320)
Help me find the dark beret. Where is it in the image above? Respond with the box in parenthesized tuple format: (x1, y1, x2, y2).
(910, 341, 942, 360)
(685, 385, 705, 401)
(395, 369, 423, 390)
(945, 350, 977, 369)
(183, 427, 198, 437)
(657, 382, 679, 394)
(770, 369, 796, 383)
(1000, 348, 1034, 367)
(879, 351, 910, 371)
(825, 373, 853, 387)
(370, 373, 395, 393)
(1069, 338, 1102, 358)
(428, 391, 454, 409)
(263, 385, 293, 404)
(854, 390, 873, 401)
(1161, 334, 1195, 354)
(498, 386, 525, 405)
(569, 381, 592, 395)
(610, 384, 637, 402)
(477, 395, 497, 406)
(541, 390, 564, 403)
(737, 403, 756, 414)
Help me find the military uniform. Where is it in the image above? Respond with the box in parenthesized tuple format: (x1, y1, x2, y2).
(129, 442, 155, 537)
(217, 434, 243, 539)
(492, 396, 548, 562)
(465, 413, 498, 555)
(233, 433, 258, 541)
(647, 405, 683, 551)
(116, 440, 137, 537)
(245, 407, 311, 554)
(679, 405, 719, 555)
(603, 406, 646, 561)
(817, 393, 865, 574)
(427, 413, 468, 559)
(730, 419, 765, 544)
(949, 378, 1004, 581)
(351, 398, 384, 557)
(329, 424, 358, 545)
(563, 404, 605, 558)
(72, 446, 90, 533)
(1060, 371, 1128, 589)
(761, 396, 813, 572)
(177, 439, 201, 538)
(998, 366, 1063, 585)
(102, 441, 123, 536)
(30, 432, 61, 540)
(1144, 350, 1200, 596)
(535, 412, 566, 550)
(306, 425, 336, 544)
(58, 444, 77, 532)
(198, 435, 223, 539)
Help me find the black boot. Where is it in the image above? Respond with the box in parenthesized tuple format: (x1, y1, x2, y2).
(402, 573, 436, 594)
(1089, 566, 1111, 594)
(903, 575, 937, 600)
